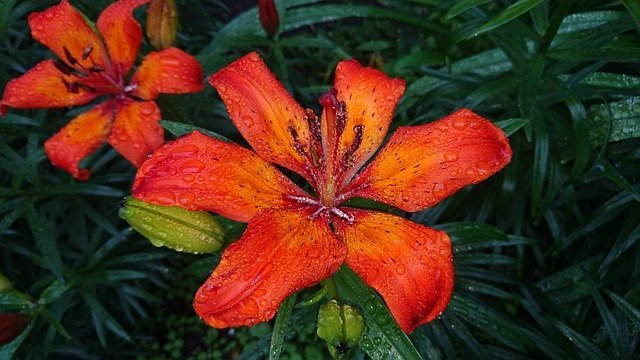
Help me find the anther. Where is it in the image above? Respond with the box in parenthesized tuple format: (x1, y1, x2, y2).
(305, 108, 321, 144)
(82, 44, 93, 60)
(287, 125, 307, 157)
(335, 101, 347, 136)
(53, 60, 74, 76)
(340, 124, 365, 171)
(330, 207, 355, 224)
(63, 47, 78, 66)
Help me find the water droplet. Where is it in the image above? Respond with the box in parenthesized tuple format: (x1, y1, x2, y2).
(143, 191, 176, 205)
(180, 159, 205, 173)
(465, 167, 477, 179)
(476, 161, 490, 176)
(444, 149, 459, 162)
(171, 144, 199, 157)
(178, 192, 196, 205)
(241, 114, 254, 127)
(452, 117, 468, 130)
(432, 182, 446, 197)
(182, 174, 195, 183)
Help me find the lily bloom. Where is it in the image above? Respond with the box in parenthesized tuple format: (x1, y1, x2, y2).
(0, 0, 203, 180)
(132, 52, 512, 333)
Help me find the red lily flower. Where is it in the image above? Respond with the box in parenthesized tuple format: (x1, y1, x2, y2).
(132, 52, 512, 333)
(0, 0, 203, 180)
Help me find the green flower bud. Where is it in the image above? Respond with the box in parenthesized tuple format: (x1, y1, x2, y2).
(0, 273, 12, 291)
(317, 300, 365, 358)
(119, 196, 224, 254)
(146, 0, 178, 49)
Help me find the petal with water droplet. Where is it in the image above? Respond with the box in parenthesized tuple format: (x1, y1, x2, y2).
(194, 208, 346, 328)
(107, 99, 163, 167)
(97, 0, 149, 75)
(130, 47, 203, 100)
(208, 52, 312, 181)
(333, 209, 454, 333)
(345, 109, 512, 212)
(28, 0, 110, 71)
(1, 60, 99, 109)
(132, 131, 311, 222)
(333, 59, 405, 183)
(44, 101, 113, 180)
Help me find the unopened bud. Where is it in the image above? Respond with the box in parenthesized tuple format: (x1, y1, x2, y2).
(0, 313, 30, 345)
(258, 0, 279, 39)
(0, 273, 11, 291)
(317, 300, 365, 358)
(119, 196, 224, 254)
(146, 0, 178, 49)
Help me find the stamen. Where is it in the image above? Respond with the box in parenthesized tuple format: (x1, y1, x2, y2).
(82, 44, 93, 60)
(335, 101, 347, 136)
(305, 108, 321, 144)
(330, 208, 355, 224)
(53, 60, 74, 76)
(123, 84, 138, 93)
(63, 47, 78, 66)
(286, 195, 321, 206)
(287, 125, 307, 157)
(340, 124, 365, 172)
(61, 78, 78, 93)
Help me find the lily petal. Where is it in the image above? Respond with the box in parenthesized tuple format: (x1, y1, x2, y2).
(345, 109, 512, 212)
(44, 102, 113, 180)
(28, 0, 110, 71)
(130, 47, 204, 100)
(194, 208, 347, 328)
(208, 52, 312, 180)
(132, 131, 310, 222)
(1, 60, 99, 108)
(333, 209, 454, 333)
(107, 99, 163, 167)
(334, 60, 405, 183)
(97, 0, 150, 75)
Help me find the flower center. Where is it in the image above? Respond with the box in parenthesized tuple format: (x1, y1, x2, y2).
(286, 195, 355, 224)
(287, 88, 365, 209)
(56, 44, 132, 98)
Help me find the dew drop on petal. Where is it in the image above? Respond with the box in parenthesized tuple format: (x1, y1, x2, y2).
(444, 149, 459, 162)
(452, 117, 468, 130)
(180, 159, 205, 173)
(178, 192, 196, 205)
(432, 182, 446, 197)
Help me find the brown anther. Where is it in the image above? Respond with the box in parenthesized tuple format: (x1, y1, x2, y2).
(76, 83, 97, 93)
(82, 44, 93, 60)
(335, 101, 347, 136)
(63, 47, 78, 66)
(53, 60, 74, 76)
(340, 124, 365, 171)
(305, 108, 321, 144)
(288, 125, 307, 157)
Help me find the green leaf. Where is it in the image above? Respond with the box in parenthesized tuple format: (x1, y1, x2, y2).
(580, 72, 640, 90)
(24, 202, 63, 280)
(333, 266, 422, 360)
(160, 120, 231, 141)
(588, 96, 640, 144)
(470, 0, 544, 37)
(445, 0, 492, 21)
(269, 293, 296, 360)
(548, 47, 640, 63)
(450, 296, 532, 352)
(605, 291, 640, 330)
(551, 319, 611, 360)
(495, 118, 528, 137)
(621, 0, 640, 30)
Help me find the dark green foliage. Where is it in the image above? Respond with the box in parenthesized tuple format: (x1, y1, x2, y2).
(1, 0, 639, 359)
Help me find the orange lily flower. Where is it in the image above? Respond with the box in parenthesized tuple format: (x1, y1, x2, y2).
(0, 0, 203, 180)
(132, 52, 512, 333)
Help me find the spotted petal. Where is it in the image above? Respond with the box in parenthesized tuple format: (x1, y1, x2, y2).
(208, 52, 312, 181)
(132, 131, 310, 222)
(194, 208, 347, 328)
(44, 102, 113, 180)
(28, 0, 110, 71)
(333, 60, 405, 185)
(97, 0, 150, 75)
(333, 209, 454, 333)
(0, 60, 99, 109)
(130, 47, 204, 100)
(345, 109, 512, 212)
(107, 99, 163, 167)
